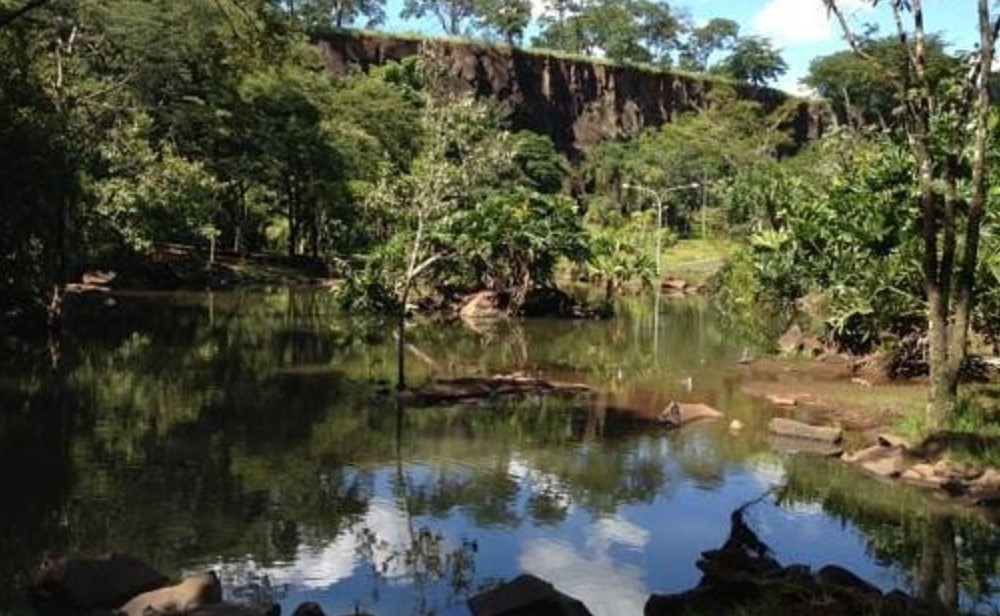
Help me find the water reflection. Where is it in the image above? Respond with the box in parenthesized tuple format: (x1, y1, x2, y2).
(0, 291, 997, 615)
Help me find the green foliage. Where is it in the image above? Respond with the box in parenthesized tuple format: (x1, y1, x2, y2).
(294, 0, 388, 29)
(473, 0, 531, 45)
(713, 133, 931, 353)
(401, 0, 477, 35)
(91, 112, 220, 252)
(511, 130, 567, 194)
(583, 201, 659, 300)
(804, 35, 959, 128)
(712, 36, 788, 87)
(532, 0, 682, 65)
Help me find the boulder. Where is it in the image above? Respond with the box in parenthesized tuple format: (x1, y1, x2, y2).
(777, 325, 804, 356)
(291, 604, 325, 616)
(81, 270, 118, 287)
(468, 574, 593, 616)
(658, 402, 724, 428)
(459, 291, 505, 320)
(188, 604, 280, 616)
(843, 445, 905, 478)
(30, 555, 169, 616)
(662, 278, 687, 291)
(729, 419, 745, 432)
(118, 572, 222, 616)
(768, 418, 842, 443)
(814, 565, 882, 599)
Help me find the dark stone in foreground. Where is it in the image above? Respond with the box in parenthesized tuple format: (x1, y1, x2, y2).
(469, 574, 593, 616)
(644, 499, 937, 616)
(29, 555, 169, 616)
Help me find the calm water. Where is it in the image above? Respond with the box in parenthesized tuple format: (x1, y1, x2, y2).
(1, 291, 997, 615)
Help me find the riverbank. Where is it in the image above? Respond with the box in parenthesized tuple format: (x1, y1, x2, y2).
(738, 354, 1000, 514)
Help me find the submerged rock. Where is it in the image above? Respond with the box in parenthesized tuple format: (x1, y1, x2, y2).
(467, 574, 592, 616)
(842, 445, 906, 478)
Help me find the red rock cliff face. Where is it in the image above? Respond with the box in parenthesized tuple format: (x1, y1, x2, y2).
(316, 31, 823, 159)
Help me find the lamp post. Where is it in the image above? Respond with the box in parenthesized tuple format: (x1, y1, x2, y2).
(622, 181, 701, 278)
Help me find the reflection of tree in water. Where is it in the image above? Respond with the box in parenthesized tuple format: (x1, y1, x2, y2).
(781, 457, 1000, 614)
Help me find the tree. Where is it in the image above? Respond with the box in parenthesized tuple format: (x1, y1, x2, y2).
(400, 0, 477, 36)
(532, 0, 682, 65)
(473, 0, 531, 45)
(804, 35, 958, 128)
(678, 17, 740, 72)
(823, 0, 998, 427)
(296, 0, 387, 28)
(714, 36, 787, 86)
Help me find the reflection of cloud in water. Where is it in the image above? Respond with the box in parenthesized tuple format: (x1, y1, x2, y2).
(507, 457, 574, 511)
(749, 460, 786, 489)
(590, 515, 650, 552)
(519, 538, 648, 616)
(209, 499, 413, 590)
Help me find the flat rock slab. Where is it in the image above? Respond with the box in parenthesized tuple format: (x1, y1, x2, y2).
(765, 394, 799, 407)
(770, 435, 843, 457)
(768, 418, 842, 443)
(842, 445, 906, 478)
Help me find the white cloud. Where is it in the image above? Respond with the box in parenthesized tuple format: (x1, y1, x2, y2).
(753, 0, 870, 45)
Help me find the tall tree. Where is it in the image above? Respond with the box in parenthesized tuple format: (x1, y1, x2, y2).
(473, 0, 531, 45)
(296, 0, 387, 28)
(678, 17, 740, 72)
(713, 35, 787, 86)
(401, 0, 476, 36)
(804, 35, 958, 129)
(823, 0, 998, 427)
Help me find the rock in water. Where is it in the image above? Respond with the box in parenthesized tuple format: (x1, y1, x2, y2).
(30, 555, 169, 616)
(658, 402, 724, 428)
(118, 572, 222, 616)
(768, 418, 842, 443)
(188, 603, 281, 616)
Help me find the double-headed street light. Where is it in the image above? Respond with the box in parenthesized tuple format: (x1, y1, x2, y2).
(622, 181, 701, 278)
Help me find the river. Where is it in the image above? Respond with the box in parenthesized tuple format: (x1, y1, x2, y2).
(1, 290, 997, 615)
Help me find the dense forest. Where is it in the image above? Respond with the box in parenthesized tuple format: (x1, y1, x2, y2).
(1, 0, 998, 427)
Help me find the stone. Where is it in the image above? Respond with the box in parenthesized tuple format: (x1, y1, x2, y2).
(118, 572, 222, 616)
(468, 574, 593, 616)
(876, 433, 911, 450)
(291, 603, 325, 616)
(765, 394, 798, 407)
(659, 402, 724, 428)
(975, 468, 1000, 489)
(81, 270, 118, 287)
(901, 464, 944, 488)
(843, 445, 905, 478)
(777, 324, 804, 355)
(459, 291, 505, 320)
(729, 419, 745, 431)
(770, 435, 843, 457)
(815, 565, 882, 599)
(188, 604, 280, 616)
(30, 555, 169, 616)
(768, 418, 843, 443)
(662, 278, 687, 291)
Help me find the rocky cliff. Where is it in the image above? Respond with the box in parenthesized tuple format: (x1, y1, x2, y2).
(316, 30, 824, 159)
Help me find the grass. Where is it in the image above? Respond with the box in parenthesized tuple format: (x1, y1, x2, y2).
(891, 391, 1000, 468)
(659, 237, 740, 285)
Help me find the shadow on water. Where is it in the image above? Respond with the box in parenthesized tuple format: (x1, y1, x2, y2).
(0, 290, 996, 615)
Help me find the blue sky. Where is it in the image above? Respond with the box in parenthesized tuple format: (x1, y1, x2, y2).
(378, 0, 984, 94)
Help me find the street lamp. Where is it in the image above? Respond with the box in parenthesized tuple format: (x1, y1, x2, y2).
(622, 181, 701, 278)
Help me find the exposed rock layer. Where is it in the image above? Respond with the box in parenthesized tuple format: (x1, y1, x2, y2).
(316, 31, 824, 159)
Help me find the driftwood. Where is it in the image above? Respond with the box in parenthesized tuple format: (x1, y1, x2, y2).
(399, 374, 590, 407)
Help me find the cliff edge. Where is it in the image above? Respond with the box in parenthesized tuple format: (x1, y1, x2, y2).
(316, 30, 824, 159)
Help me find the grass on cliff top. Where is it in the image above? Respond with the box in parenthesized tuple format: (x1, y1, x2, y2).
(319, 27, 787, 95)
